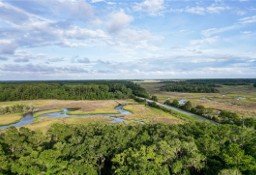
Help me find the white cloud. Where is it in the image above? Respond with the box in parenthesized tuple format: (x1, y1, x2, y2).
(190, 36, 219, 47)
(65, 26, 109, 39)
(185, 6, 205, 15)
(185, 5, 229, 15)
(133, 0, 164, 15)
(91, 0, 105, 3)
(207, 5, 228, 13)
(72, 56, 90, 63)
(107, 10, 133, 33)
(0, 39, 17, 54)
(239, 15, 256, 24)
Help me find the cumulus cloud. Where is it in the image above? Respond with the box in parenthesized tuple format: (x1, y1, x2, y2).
(133, 0, 164, 15)
(107, 10, 133, 33)
(0, 0, 255, 79)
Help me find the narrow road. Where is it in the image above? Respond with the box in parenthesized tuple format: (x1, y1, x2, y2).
(138, 97, 217, 124)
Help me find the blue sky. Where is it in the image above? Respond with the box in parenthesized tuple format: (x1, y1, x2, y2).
(0, 0, 255, 80)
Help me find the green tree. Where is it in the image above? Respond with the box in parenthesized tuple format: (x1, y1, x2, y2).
(182, 101, 193, 111)
(172, 99, 179, 107)
(151, 96, 158, 102)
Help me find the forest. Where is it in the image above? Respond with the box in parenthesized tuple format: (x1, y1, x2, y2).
(160, 82, 219, 93)
(0, 123, 255, 175)
(162, 79, 256, 86)
(0, 81, 148, 101)
(160, 79, 256, 93)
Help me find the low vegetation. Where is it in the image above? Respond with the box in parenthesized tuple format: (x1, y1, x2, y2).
(0, 123, 255, 175)
(0, 104, 34, 115)
(0, 113, 23, 126)
(147, 101, 197, 121)
(139, 80, 256, 117)
(123, 104, 181, 124)
(25, 117, 111, 133)
(164, 99, 256, 128)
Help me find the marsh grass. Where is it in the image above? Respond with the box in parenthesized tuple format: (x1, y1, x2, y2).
(26, 117, 111, 133)
(147, 85, 256, 118)
(123, 104, 182, 124)
(0, 113, 23, 126)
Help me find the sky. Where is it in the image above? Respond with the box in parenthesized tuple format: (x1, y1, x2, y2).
(0, 0, 255, 80)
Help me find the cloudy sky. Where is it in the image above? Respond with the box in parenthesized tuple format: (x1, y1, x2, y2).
(0, 0, 255, 80)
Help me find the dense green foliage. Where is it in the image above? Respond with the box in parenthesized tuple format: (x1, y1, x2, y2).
(0, 123, 255, 175)
(151, 95, 158, 102)
(161, 79, 256, 93)
(0, 81, 148, 101)
(0, 104, 34, 115)
(133, 97, 146, 103)
(161, 82, 219, 93)
(163, 79, 256, 86)
(254, 83, 256, 87)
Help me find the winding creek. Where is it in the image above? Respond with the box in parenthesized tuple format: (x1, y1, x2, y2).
(0, 105, 142, 129)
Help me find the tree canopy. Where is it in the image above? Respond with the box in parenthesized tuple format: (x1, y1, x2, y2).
(0, 123, 255, 175)
(0, 81, 149, 101)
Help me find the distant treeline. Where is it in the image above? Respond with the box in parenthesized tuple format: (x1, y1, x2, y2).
(162, 79, 256, 86)
(0, 81, 148, 101)
(160, 79, 256, 93)
(1, 123, 255, 175)
(161, 82, 219, 93)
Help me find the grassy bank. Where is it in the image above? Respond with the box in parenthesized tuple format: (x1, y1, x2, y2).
(0, 113, 23, 126)
(33, 109, 63, 117)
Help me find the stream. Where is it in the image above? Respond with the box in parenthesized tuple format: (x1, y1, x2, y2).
(0, 105, 141, 129)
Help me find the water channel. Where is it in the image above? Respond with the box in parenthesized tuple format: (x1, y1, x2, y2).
(0, 105, 142, 129)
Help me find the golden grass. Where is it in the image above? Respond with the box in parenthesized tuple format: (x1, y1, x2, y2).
(25, 116, 111, 133)
(0, 113, 23, 126)
(123, 104, 182, 124)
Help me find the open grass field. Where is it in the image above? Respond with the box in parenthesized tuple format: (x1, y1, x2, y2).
(138, 81, 256, 118)
(0, 113, 23, 126)
(123, 104, 182, 124)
